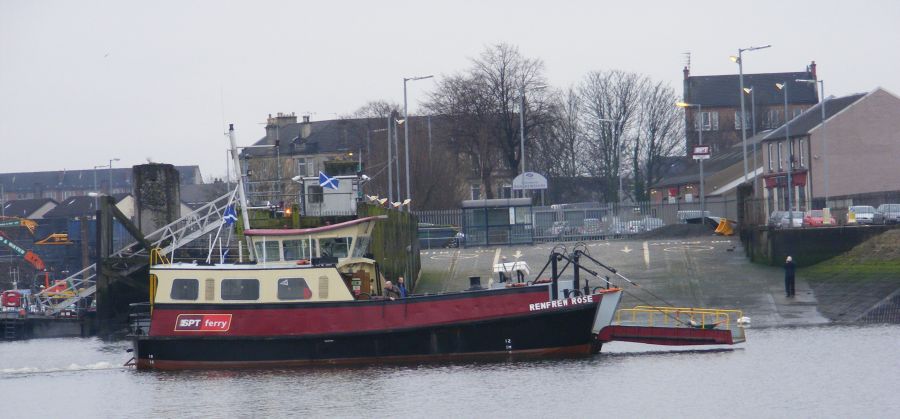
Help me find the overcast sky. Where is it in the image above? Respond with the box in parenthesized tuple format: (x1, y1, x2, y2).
(2, 0, 898, 180)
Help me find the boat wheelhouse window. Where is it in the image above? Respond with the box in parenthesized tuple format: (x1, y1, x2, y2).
(221, 279, 259, 300)
(254, 240, 281, 262)
(318, 237, 351, 258)
(277, 278, 313, 300)
(283, 239, 312, 260)
(352, 236, 370, 258)
(170, 278, 199, 300)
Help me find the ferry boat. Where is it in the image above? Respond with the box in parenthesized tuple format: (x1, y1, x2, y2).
(131, 215, 627, 370)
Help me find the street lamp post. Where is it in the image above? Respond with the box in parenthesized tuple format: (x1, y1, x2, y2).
(403, 75, 433, 210)
(108, 158, 120, 194)
(93, 165, 105, 210)
(677, 102, 705, 218)
(797, 78, 827, 205)
(776, 82, 794, 224)
(731, 44, 771, 183)
(744, 87, 758, 190)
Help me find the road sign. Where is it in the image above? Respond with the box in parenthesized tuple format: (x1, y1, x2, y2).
(692, 145, 711, 160)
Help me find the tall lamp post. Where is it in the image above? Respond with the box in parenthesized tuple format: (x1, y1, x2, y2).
(92, 164, 106, 210)
(677, 102, 705, 218)
(776, 82, 794, 225)
(403, 75, 433, 210)
(731, 44, 771, 183)
(743, 87, 757, 189)
(797, 78, 827, 205)
(107, 158, 120, 194)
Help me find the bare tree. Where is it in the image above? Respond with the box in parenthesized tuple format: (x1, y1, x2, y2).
(348, 100, 402, 119)
(531, 87, 583, 177)
(630, 81, 684, 201)
(425, 43, 552, 199)
(579, 70, 645, 202)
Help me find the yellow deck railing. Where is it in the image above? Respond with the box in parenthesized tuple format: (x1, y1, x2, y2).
(615, 306, 744, 329)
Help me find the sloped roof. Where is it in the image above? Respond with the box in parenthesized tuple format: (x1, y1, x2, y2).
(43, 196, 97, 218)
(0, 166, 202, 193)
(240, 116, 439, 158)
(763, 92, 867, 140)
(653, 130, 773, 187)
(1, 198, 57, 218)
(686, 72, 818, 107)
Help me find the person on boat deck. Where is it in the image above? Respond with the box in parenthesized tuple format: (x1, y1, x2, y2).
(383, 281, 401, 300)
(397, 277, 408, 298)
(784, 256, 796, 298)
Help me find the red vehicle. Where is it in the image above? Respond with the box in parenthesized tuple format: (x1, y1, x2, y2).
(803, 210, 836, 227)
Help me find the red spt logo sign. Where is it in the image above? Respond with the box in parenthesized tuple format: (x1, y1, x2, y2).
(174, 314, 232, 332)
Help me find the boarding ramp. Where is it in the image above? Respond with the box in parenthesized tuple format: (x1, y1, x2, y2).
(597, 306, 746, 346)
(34, 187, 238, 315)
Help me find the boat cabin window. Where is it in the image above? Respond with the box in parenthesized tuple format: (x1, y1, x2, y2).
(283, 239, 313, 260)
(221, 279, 259, 300)
(319, 237, 351, 258)
(277, 278, 313, 300)
(170, 278, 199, 300)
(254, 240, 281, 262)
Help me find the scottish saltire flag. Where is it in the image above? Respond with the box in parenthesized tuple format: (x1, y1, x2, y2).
(223, 204, 238, 226)
(319, 171, 339, 190)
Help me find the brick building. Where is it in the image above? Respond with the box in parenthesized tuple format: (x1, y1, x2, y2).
(682, 62, 820, 153)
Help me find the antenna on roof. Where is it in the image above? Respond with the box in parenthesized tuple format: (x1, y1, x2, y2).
(682, 52, 691, 71)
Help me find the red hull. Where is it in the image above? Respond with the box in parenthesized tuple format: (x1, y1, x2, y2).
(596, 325, 735, 346)
(149, 286, 604, 337)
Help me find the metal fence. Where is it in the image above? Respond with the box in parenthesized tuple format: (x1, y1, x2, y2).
(414, 209, 462, 227)
(413, 198, 738, 246)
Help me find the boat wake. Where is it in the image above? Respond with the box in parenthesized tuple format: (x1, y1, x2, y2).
(0, 361, 125, 377)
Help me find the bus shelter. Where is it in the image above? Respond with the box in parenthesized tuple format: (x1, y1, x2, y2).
(461, 198, 533, 247)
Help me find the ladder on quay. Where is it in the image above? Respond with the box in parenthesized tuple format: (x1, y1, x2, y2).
(2, 317, 23, 340)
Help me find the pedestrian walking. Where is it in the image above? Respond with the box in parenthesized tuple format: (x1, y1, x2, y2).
(784, 256, 796, 298)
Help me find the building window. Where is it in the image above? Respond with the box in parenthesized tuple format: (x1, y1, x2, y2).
(277, 278, 312, 300)
(764, 109, 782, 129)
(767, 143, 775, 172)
(170, 278, 198, 300)
(307, 185, 323, 203)
(471, 184, 481, 200)
(778, 142, 784, 170)
(501, 185, 512, 199)
(221, 279, 259, 300)
(695, 111, 719, 131)
(297, 158, 309, 177)
(734, 111, 751, 130)
(793, 108, 803, 120)
(799, 138, 807, 168)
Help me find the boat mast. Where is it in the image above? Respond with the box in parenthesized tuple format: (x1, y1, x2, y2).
(228, 124, 256, 259)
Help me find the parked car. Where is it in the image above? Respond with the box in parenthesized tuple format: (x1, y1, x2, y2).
(768, 211, 787, 228)
(803, 210, 836, 227)
(579, 218, 603, 236)
(777, 211, 804, 228)
(873, 204, 900, 225)
(626, 220, 644, 234)
(545, 221, 574, 237)
(641, 217, 665, 232)
(604, 217, 627, 237)
(677, 210, 711, 224)
(847, 205, 876, 224)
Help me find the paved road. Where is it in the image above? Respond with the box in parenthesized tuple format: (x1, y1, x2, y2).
(418, 236, 829, 328)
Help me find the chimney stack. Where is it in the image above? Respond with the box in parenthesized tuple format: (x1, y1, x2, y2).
(809, 60, 817, 79)
(683, 66, 690, 80)
(301, 115, 312, 140)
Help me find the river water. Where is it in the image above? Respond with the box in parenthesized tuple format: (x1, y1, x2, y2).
(1, 324, 897, 418)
